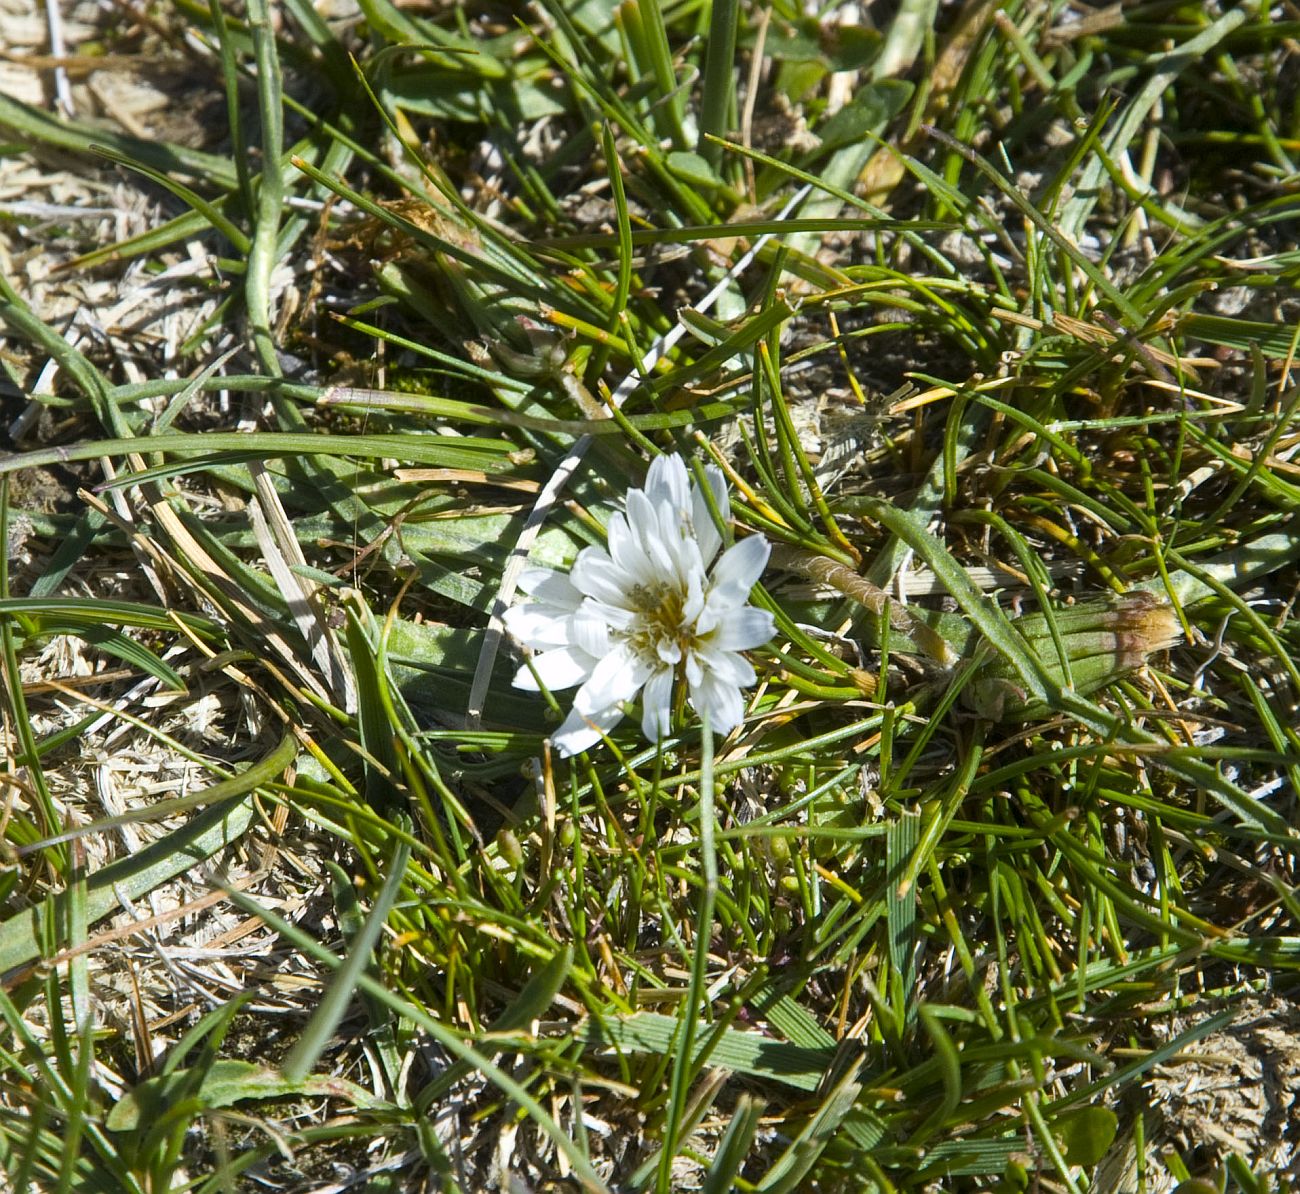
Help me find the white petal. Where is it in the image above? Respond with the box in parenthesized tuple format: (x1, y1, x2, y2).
(656, 638, 681, 665)
(571, 603, 612, 657)
(654, 501, 696, 579)
(640, 666, 674, 742)
(707, 535, 770, 606)
(703, 464, 728, 504)
(690, 465, 728, 565)
(681, 569, 705, 625)
(571, 548, 633, 607)
(606, 512, 655, 587)
(709, 607, 775, 652)
(689, 672, 745, 735)
(627, 489, 676, 576)
(502, 603, 572, 650)
(573, 646, 650, 716)
(587, 600, 637, 631)
(517, 568, 582, 608)
(644, 453, 690, 511)
(552, 646, 654, 755)
(696, 645, 755, 688)
(514, 646, 594, 692)
(552, 703, 625, 757)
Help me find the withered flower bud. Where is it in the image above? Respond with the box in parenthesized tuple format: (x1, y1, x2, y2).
(963, 592, 1181, 721)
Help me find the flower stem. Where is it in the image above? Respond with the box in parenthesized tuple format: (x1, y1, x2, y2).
(658, 714, 717, 1191)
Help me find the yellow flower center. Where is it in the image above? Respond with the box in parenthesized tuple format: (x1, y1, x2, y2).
(626, 581, 693, 661)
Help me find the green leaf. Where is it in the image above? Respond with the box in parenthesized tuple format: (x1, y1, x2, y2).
(0, 430, 524, 483)
(756, 17, 880, 69)
(581, 1012, 835, 1092)
(666, 151, 723, 189)
(812, 82, 912, 156)
(381, 74, 567, 123)
(417, 947, 574, 1107)
(106, 1059, 392, 1131)
(1179, 313, 1300, 360)
(1052, 1106, 1118, 1168)
(344, 599, 405, 817)
(0, 92, 238, 188)
(703, 1095, 765, 1194)
(281, 836, 413, 1084)
(755, 1051, 867, 1193)
(850, 497, 1054, 707)
(886, 810, 920, 1029)
(0, 597, 218, 637)
(33, 621, 185, 691)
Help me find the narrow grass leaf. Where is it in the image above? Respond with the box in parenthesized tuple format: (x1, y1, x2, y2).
(702, 1094, 765, 1194)
(0, 92, 238, 187)
(754, 1053, 867, 1194)
(281, 835, 413, 1083)
(1057, 4, 1254, 241)
(658, 718, 718, 1194)
(886, 808, 920, 1031)
(854, 498, 1054, 706)
(416, 946, 574, 1106)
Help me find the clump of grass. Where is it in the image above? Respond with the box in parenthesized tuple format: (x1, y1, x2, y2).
(0, 0, 1298, 1190)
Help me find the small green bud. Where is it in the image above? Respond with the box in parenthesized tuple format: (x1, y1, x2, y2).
(496, 828, 524, 870)
(963, 592, 1181, 721)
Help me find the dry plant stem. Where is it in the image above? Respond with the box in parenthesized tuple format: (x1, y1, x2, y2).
(248, 462, 354, 710)
(34, 874, 260, 973)
(770, 543, 958, 666)
(42, 0, 73, 118)
(739, 5, 771, 203)
(138, 482, 335, 705)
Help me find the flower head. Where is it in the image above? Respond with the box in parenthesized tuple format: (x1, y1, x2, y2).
(962, 591, 1183, 721)
(503, 454, 775, 755)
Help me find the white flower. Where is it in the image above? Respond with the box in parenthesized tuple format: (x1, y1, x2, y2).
(503, 454, 775, 756)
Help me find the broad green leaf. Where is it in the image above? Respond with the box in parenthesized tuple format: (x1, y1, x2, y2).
(1053, 1106, 1118, 1168)
(666, 151, 722, 189)
(581, 1012, 835, 1092)
(106, 1059, 393, 1131)
(812, 83, 912, 157)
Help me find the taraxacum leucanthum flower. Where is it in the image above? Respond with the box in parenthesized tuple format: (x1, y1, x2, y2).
(503, 454, 776, 756)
